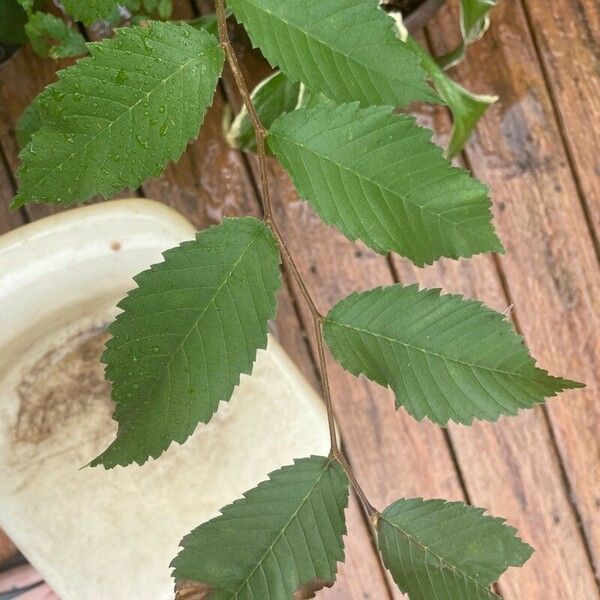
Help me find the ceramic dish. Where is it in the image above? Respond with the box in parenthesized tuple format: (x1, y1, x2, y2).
(0, 199, 329, 599)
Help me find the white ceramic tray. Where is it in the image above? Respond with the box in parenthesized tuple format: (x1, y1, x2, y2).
(0, 200, 329, 599)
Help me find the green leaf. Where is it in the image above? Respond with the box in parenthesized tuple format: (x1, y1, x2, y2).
(25, 12, 87, 59)
(323, 285, 583, 425)
(189, 14, 219, 37)
(123, 0, 173, 18)
(91, 217, 281, 468)
(378, 497, 533, 600)
(437, 0, 497, 70)
(17, 0, 35, 12)
(228, 0, 439, 107)
(227, 70, 333, 153)
(157, 0, 172, 19)
(228, 71, 300, 153)
(61, 0, 120, 24)
(189, 8, 232, 38)
(0, 0, 28, 46)
(13, 21, 224, 208)
(404, 34, 496, 158)
(268, 103, 502, 265)
(461, 0, 497, 43)
(172, 456, 349, 599)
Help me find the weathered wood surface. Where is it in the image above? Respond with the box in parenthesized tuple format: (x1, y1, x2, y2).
(426, 2, 600, 593)
(0, 1, 598, 598)
(520, 0, 600, 247)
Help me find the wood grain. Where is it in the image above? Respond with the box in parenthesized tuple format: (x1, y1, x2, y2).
(520, 0, 600, 247)
(427, 0, 600, 590)
(391, 30, 600, 596)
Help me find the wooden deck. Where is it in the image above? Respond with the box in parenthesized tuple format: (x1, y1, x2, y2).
(0, 1, 598, 598)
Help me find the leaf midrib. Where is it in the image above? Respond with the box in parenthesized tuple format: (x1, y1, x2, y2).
(380, 514, 500, 599)
(105, 225, 266, 451)
(325, 317, 544, 384)
(142, 227, 265, 400)
(231, 457, 336, 598)
(25, 40, 214, 196)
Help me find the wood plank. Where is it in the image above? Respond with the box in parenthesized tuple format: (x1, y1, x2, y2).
(426, 0, 600, 587)
(0, 153, 22, 233)
(520, 0, 600, 245)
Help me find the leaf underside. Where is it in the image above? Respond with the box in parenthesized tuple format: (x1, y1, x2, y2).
(324, 284, 582, 425)
(227, 71, 301, 153)
(172, 456, 349, 600)
(269, 103, 502, 265)
(228, 0, 438, 108)
(378, 497, 533, 600)
(91, 217, 281, 468)
(14, 21, 224, 207)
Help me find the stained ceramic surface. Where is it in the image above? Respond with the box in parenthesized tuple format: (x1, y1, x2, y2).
(0, 200, 329, 600)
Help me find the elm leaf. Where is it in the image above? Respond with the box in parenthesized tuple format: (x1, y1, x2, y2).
(14, 21, 223, 207)
(324, 285, 583, 425)
(378, 497, 533, 600)
(91, 217, 281, 467)
(172, 456, 349, 599)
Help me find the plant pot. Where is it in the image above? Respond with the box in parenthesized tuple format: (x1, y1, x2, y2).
(0, 199, 329, 599)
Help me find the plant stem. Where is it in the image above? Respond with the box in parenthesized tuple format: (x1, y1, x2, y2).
(215, 0, 379, 520)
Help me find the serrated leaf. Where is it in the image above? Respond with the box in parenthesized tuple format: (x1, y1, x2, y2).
(61, 0, 120, 24)
(268, 103, 502, 265)
(172, 456, 349, 599)
(91, 217, 281, 468)
(25, 12, 87, 59)
(14, 21, 224, 208)
(228, 0, 438, 108)
(378, 497, 533, 600)
(323, 285, 583, 425)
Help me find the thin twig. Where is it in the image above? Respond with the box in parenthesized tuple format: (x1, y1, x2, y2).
(333, 449, 380, 523)
(215, 0, 272, 224)
(214, 0, 378, 519)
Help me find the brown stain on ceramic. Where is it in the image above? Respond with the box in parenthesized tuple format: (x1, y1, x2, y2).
(13, 328, 112, 445)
